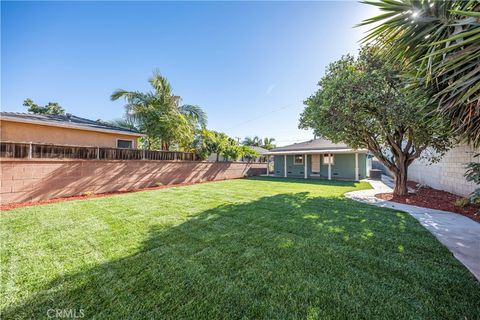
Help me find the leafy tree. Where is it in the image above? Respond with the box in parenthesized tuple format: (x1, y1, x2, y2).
(193, 129, 229, 161)
(194, 129, 259, 162)
(23, 98, 65, 115)
(299, 47, 451, 196)
(240, 145, 260, 161)
(111, 71, 207, 150)
(360, 0, 480, 146)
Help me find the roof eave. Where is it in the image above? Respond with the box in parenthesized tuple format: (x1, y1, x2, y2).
(265, 149, 368, 155)
(1, 116, 145, 137)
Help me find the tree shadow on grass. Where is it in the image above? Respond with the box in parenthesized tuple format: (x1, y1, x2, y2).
(2, 193, 479, 319)
(247, 176, 361, 187)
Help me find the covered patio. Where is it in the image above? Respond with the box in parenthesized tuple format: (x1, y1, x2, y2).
(265, 139, 371, 181)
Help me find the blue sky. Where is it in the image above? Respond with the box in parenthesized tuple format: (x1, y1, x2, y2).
(2, 1, 378, 146)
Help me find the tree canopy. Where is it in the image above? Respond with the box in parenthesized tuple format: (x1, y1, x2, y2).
(194, 129, 259, 161)
(299, 46, 451, 195)
(360, 0, 480, 146)
(23, 99, 65, 115)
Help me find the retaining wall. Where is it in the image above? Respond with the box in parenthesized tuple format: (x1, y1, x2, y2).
(0, 159, 266, 204)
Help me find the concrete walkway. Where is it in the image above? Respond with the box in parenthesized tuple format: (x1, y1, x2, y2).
(345, 176, 480, 281)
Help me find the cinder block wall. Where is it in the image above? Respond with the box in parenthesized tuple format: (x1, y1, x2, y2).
(0, 159, 266, 204)
(408, 144, 479, 196)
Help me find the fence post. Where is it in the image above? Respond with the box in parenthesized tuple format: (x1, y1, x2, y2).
(28, 142, 33, 159)
(142, 149, 146, 160)
(97, 147, 100, 160)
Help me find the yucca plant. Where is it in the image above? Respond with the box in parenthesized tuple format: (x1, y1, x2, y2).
(360, 0, 480, 146)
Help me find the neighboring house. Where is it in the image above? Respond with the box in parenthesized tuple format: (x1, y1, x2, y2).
(0, 112, 143, 148)
(266, 138, 371, 181)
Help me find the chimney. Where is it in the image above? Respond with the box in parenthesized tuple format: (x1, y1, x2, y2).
(66, 113, 72, 121)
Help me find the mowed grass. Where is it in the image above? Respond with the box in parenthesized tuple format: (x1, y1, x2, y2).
(1, 177, 479, 319)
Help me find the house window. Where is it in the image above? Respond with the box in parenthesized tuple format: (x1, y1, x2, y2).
(323, 154, 334, 165)
(294, 154, 303, 165)
(117, 139, 133, 149)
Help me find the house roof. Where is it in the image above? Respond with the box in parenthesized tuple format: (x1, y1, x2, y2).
(249, 146, 269, 155)
(266, 138, 367, 154)
(0, 112, 143, 136)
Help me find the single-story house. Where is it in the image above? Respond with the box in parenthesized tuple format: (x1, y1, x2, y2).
(0, 112, 143, 148)
(265, 139, 371, 181)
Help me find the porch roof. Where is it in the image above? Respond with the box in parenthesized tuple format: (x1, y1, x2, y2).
(264, 148, 368, 155)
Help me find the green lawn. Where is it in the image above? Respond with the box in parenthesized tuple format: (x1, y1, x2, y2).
(1, 177, 479, 319)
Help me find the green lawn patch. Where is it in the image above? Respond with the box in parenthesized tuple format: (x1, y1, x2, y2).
(1, 177, 479, 319)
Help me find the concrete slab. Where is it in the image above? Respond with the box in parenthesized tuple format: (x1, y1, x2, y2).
(345, 176, 480, 281)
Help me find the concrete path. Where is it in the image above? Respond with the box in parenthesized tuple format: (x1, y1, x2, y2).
(345, 176, 480, 281)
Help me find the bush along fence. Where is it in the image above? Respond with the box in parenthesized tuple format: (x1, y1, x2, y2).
(0, 141, 198, 161)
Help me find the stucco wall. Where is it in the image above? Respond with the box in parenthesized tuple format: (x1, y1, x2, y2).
(0, 159, 266, 204)
(273, 154, 367, 180)
(407, 144, 479, 197)
(0, 120, 139, 148)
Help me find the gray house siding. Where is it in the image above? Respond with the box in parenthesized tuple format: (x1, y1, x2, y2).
(273, 154, 367, 180)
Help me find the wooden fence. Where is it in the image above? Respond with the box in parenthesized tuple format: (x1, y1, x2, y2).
(0, 142, 197, 161)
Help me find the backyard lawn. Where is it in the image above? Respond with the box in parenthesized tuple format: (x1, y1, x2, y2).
(1, 177, 479, 319)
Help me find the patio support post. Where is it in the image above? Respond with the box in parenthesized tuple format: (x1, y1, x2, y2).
(355, 152, 359, 181)
(266, 156, 269, 176)
(328, 155, 332, 180)
(284, 155, 287, 178)
(304, 154, 307, 179)
(28, 142, 33, 159)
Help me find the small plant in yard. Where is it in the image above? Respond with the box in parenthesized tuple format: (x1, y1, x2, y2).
(452, 197, 469, 208)
(415, 183, 430, 190)
(464, 153, 480, 213)
(155, 181, 163, 187)
(81, 191, 94, 197)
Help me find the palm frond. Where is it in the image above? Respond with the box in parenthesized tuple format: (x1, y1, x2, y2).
(360, 0, 480, 146)
(179, 104, 208, 128)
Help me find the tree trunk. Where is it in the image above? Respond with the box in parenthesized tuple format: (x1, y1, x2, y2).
(393, 160, 409, 196)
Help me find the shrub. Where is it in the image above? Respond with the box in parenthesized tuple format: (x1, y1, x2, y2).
(453, 198, 469, 208)
(464, 153, 480, 210)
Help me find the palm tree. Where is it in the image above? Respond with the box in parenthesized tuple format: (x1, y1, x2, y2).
(360, 0, 480, 146)
(179, 104, 208, 130)
(243, 136, 261, 147)
(262, 137, 276, 150)
(111, 71, 207, 150)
